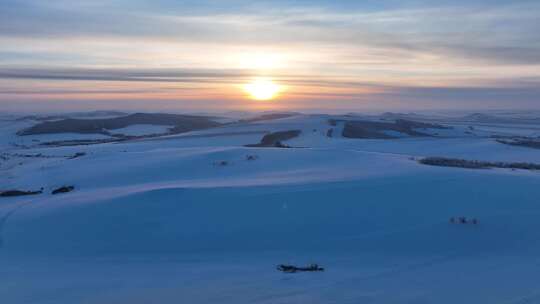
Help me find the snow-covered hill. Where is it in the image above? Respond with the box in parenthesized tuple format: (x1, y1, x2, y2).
(1, 112, 540, 303)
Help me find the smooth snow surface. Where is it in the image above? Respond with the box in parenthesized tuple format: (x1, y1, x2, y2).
(1, 112, 540, 304)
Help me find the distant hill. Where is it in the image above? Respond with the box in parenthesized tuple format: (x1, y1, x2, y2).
(462, 113, 501, 123)
(460, 113, 540, 124)
(17, 110, 129, 122)
(18, 113, 221, 136)
(342, 119, 449, 139)
(380, 112, 442, 121)
(240, 113, 299, 123)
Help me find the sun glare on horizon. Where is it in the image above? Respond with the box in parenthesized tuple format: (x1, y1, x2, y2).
(243, 78, 282, 101)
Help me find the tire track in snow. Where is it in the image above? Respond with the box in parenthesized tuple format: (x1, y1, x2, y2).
(506, 290, 540, 304)
(0, 201, 32, 249)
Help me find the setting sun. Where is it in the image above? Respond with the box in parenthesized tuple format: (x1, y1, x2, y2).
(243, 78, 282, 100)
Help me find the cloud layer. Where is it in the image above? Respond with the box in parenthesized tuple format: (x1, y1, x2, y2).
(1, 0, 539, 111)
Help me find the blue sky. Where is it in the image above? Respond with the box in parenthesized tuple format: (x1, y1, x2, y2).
(1, 0, 539, 112)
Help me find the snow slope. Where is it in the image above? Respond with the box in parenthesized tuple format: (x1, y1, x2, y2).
(1, 113, 540, 304)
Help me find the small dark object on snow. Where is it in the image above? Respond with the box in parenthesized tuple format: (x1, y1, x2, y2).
(277, 264, 324, 273)
(68, 152, 86, 159)
(0, 188, 43, 197)
(52, 186, 75, 195)
(274, 141, 291, 148)
(246, 155, 258, 161)
(213, 160, 229, 166)
(450, 216, 478, 225)
(326, 128, 334, 138)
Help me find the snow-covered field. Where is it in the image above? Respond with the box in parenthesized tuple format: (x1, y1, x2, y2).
(1, 112, 540, 303)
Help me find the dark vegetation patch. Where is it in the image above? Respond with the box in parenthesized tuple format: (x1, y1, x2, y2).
(18, 113, 221, 136)
(40, 139, 120, 147)
(246, 130, 301, 148)
(1, 152, 87, 159)
(0, 188, 43, 197)
(4, 152, 53, 158)
(496, 138, 540, 149)
(52, 186, 75, 195)
(342, 119, 450, 139)
(419, 157, 540, 171)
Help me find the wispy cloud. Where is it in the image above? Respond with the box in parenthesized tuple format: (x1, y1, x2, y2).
(2, 1, 539, 64)
(1, 0, 539, 110)
(0, 67, 250, 82)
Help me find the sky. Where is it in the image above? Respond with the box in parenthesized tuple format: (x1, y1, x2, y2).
(0, 0, 539, 113)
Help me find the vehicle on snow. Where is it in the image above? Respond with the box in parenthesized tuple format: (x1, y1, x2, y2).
(276, 264, 324, 273)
